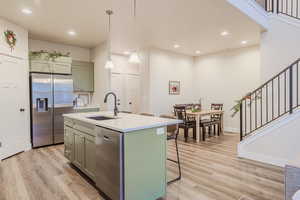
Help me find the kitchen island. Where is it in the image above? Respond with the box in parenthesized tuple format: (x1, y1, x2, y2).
(63, 111, 181, 200)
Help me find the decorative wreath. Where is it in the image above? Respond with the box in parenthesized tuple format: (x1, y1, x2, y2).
(4, 30, 17, 51)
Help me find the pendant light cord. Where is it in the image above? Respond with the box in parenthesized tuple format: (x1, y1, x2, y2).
(106, 10, 113, 60)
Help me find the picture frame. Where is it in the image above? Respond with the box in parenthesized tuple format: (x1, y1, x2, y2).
(169, 81, 180, 95)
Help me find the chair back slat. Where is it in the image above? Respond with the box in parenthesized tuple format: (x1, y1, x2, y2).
(173, 105, 187, 121)
(211, 103, 223, 120)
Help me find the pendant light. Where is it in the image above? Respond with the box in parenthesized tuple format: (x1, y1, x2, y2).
(128, 0, 141, 64)
(105, 9, 114, 69)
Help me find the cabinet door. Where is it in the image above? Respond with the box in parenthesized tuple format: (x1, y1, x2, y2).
(30, 60, 51, 73)
(72, 61, 94, 92)
(84, 135, 96, 180)
(73, 131, 85, 169)
(52, 62, 72, 74)
(64, 126, 74, 161)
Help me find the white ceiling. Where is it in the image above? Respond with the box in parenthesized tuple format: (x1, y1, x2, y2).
(0, 0, 262, 56)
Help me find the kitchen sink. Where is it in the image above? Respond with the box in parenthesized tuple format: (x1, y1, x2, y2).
(87, 116, 115, 121)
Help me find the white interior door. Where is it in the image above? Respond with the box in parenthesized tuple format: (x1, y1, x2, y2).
(111, 74, 126, 112)
(125, 75, 140, 113)
(0, 55, 29, 160)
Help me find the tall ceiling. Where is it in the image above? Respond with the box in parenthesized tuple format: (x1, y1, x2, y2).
(0, 0, 262, 56)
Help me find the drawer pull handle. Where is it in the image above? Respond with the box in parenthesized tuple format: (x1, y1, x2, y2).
(103, 135, 110, 141)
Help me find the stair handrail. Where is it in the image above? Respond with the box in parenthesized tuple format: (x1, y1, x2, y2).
(240, 58, 300, 141)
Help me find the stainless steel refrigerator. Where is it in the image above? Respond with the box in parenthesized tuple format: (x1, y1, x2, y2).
(30, 73, 74, 148)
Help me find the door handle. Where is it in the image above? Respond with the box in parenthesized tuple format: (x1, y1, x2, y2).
(103, 135, 110, 141)
(20, 108, 25, 112)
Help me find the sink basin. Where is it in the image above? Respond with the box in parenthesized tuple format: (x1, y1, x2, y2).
(87, 116, 115, 121)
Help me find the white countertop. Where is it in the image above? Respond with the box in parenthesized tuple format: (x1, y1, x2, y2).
(63, 111, 182, 133)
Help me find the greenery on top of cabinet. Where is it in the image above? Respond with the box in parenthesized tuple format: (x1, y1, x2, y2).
(29, 50, 71, 61)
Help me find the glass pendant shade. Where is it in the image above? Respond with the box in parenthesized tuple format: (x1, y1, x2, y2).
(128, 52, 141, 64)
(105, 59, 114, 69)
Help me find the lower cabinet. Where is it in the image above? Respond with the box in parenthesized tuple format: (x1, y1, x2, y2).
(64, 124, 96, 181)
(64, 126, 74, 162)
(73, 131, 85, 169)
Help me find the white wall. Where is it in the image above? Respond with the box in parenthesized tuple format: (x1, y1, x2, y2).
(90, 44, 261, 133)
(194, 46, 261, 132)
(147, 48, 197, 115)
(0, 18, 28, 59)
(261, 17, 300, 82)
(238, 108, 300, 167)
(29, 39, 90, 62)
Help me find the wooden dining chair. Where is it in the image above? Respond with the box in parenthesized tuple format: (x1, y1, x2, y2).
(200, 103, 223, 141)
(174, 105, 196, 142)
(160, 114, 181, 184)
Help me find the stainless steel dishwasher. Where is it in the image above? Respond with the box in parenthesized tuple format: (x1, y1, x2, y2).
(95, 126, 124, 200)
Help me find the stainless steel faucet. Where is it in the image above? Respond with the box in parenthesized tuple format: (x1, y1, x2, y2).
(104, 92, 119, 117)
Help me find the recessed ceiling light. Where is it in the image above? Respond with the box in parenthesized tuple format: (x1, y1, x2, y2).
(173, 44, 180, 49)
(22, 8, 32, 15)
(123, 51, 130, 55)
(241, 40, 248, 45)
(68, 31, 76, 36)
(220, 31, 229, 36)
(195, 50, 202, 54)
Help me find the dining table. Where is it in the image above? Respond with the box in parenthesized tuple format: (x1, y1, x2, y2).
(186, 110, 224, 142)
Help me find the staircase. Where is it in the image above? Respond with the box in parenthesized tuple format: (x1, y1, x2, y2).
(238, 58, 300, 167)
(255, 0, 300, 20)
(240, 58, 300, 141)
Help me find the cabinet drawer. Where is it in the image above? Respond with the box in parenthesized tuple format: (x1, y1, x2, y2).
(73, 120, 95, 136)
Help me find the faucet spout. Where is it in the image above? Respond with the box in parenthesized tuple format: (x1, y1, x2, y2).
(104, 92, 119, 117)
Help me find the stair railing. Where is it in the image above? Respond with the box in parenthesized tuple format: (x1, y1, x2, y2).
(277, 0, 300, 20)
(240, 58, 300, 141)
(255, 0, 274, 12)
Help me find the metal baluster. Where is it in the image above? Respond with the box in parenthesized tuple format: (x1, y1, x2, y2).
(266, 84, 269, 122)
(245, 97, 247, 134)
(285, 72, 287, 112)
(272, 79, 274, 119)
(290, 65, 294, 113)
(292, 0, 293, 16)
(297, 61, 299, 106)
(261, 88, 263, 127)
(255, 91, 257, 129)
(250, 94, 252, 132)
(240, 100, 243, 141)
(278, 76, 280, 116)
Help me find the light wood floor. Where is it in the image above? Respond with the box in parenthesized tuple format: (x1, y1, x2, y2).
(0, 133, 284, 200)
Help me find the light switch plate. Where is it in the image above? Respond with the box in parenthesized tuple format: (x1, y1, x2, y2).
(156, 127, 165, 135)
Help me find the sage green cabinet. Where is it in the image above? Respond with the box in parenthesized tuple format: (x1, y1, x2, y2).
(72, 61, 94, 92)
(64, 120, 96, 181)
(30, 57, 72, 74)
(84, 135, 96, 179)
(73, 130, 85, 169)
(64, 126, 74, 162)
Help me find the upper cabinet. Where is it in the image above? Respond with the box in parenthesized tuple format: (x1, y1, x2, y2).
(29, 56, 72, 74)
(72, 60, 94, 92)
(0, 18, 28, 59)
